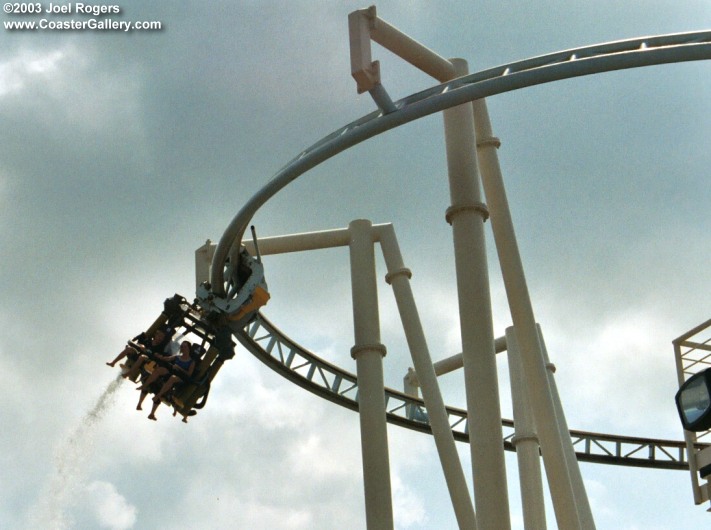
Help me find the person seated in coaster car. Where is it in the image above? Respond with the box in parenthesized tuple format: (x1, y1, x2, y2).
(106, 327, 172, 370)
(170, 339, 228, 423)
(132, 338, 191, 410)
(142, 340, 197, 421)
(122, 328, 178, 382)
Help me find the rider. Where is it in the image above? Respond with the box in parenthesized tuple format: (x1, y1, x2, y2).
(106, 327, 172, 369)
(121, 327, 177, 380)
(143, 340, 197, 420)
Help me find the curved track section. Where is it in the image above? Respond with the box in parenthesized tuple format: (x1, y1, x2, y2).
(233, 314, 703, 470)
(216, 32, 711, 469)
(211, 30, 711, 291)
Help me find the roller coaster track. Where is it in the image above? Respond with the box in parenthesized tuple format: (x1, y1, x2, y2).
(216, 32, 711, 470)
(210, 30, 711, 281)
(232, 313, 704, 471)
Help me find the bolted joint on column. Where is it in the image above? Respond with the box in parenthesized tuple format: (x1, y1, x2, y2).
(362, 4, 377, 27)
(353, 60, 382, 95)
(351, 343, 387, 359)
(546, 361, 557, 373)
(445, 202, 489, 225)
(477, 136, 501, 149)
(511, 433, 540, 447)
(384, 267, 412, 285)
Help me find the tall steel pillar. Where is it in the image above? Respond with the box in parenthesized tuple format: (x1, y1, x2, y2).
(378, 225, 478, 530)
(348, 219, 394, 530)
(473, 98, 595, 529)
(443, 58, 511, 530)
(506, 327, 547, 530)
(537, 325, 596, 529)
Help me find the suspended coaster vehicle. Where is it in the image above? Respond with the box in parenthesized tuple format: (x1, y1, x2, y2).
(116, 244, 270, 421)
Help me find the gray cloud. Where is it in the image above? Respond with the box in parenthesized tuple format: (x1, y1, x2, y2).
(2, 1, 710, 528)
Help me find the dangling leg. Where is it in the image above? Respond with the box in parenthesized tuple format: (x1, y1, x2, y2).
(124, 355, 147, 379)
(154, 375, 179, 402)
(137, 366, 168, 390)
(136, 390, 150, 411)
(147, 396, 161, 421)
(107, 346, 133, 367)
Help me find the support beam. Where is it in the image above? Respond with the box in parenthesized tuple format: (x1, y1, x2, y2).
(506, 327, 547, 530)
(404, 336, 508, 388)
(537, 325, 596, 528)
(444, 58, 511, 530)
(473, 97, 594, 529)
(379, 224, 477, 529)
(348, 219, 394, 530)
(348, 5, 455, 94)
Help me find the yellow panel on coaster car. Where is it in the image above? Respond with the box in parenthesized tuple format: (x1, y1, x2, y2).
(195, 246, 270, 325)
(229, 285, 270, 323)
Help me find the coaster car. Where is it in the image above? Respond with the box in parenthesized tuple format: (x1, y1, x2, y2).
(118, 294, 235, 420)
(196, 246, 270, 327)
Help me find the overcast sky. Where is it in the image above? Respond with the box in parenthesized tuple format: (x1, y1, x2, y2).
(1, 1, 710, 529)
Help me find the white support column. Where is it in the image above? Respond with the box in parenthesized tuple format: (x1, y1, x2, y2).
(506, 327, 547, 530)
(537, 325, 596, 529)
(348, 219, 394, 530)
(406, 336, 509, 386)
(443, 58, 511, 530)
(378, 224, 478, 530)
(472, 98, 594, 530)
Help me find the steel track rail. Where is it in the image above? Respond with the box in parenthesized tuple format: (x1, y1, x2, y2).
(211, 30, 711, 290)
(233, 314, 706, 470)
(214, 32, 711, 470)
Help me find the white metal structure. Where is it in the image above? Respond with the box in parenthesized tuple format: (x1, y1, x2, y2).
(189, 7, 711, 530)
(673, 319, 711, 510)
